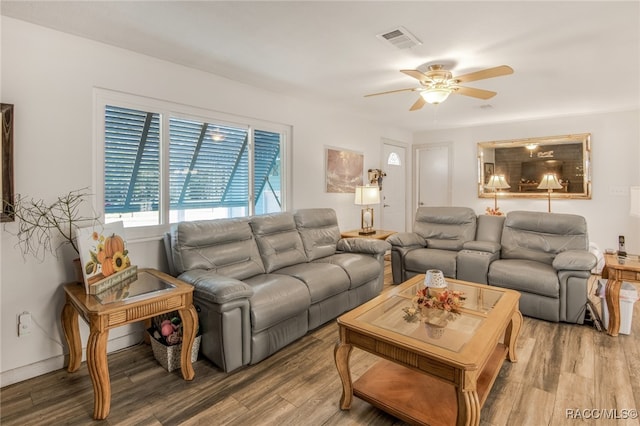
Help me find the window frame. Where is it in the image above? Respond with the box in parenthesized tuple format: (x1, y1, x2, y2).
(94, 89, 291, 241)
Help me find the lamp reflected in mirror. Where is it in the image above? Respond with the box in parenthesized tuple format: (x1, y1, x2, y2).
(484, 175, 510, 213)
(538, 173, 563, 212)
(354, 185, 380, 235)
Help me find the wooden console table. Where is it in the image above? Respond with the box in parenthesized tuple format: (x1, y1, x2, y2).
(340, 229, 396, 240)
(602, 253, 640, 336)
(61, 268, 198, 419)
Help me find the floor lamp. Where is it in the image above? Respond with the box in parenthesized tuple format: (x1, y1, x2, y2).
(354, 185, 380, 235)
(485, 175, 510, 211)
(537, 173, 563, 212)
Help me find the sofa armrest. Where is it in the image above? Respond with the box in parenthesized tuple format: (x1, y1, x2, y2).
(462, 240, 501, 254)
(386, 232, 426, 248)
(337, 238, 391, 255)
(552, 250, 597, 271)
(177, 270, 254, 304)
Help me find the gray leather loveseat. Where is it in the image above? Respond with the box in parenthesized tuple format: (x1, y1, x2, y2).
(388, 207, 596, 324)
(164, 208, 390, 372)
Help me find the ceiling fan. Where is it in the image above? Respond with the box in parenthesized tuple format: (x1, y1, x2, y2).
(365, 64, 514, 111)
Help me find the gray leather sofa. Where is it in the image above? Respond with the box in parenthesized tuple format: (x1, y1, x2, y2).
(388, 207, 596, 324)
(164, 208, 390, 372)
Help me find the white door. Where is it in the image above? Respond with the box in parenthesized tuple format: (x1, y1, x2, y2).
(381, 142, 406, 232)
(416, 143, 452, 208)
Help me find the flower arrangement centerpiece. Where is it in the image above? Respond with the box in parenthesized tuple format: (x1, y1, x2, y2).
(413, 287, 466, 330)
(413, 287, 466, 314)
(485, 206, 504, 216)
(402, 287, 466, 325)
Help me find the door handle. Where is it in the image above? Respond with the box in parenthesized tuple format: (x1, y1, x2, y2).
(383, 204, 390, 207)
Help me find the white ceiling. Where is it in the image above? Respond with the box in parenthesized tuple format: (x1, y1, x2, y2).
(3, 1, 639, 132)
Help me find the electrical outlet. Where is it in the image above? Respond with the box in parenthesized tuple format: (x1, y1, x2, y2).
(18, 312, 32, 337)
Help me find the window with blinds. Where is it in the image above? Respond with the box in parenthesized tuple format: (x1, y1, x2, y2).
(104, 104, 283, 227)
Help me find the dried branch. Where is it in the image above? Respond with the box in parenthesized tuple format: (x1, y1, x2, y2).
(5, 188, 100, 261)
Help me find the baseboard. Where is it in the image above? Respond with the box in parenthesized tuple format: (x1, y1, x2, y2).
(0, 332, 143, 387)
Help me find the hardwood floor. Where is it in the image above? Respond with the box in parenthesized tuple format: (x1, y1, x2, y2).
(2, 263, 639, 426)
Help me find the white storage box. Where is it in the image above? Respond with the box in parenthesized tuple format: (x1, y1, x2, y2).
(598, 279, 639, 335)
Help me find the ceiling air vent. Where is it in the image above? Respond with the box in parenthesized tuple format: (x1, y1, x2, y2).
(376, 26, 422, 49)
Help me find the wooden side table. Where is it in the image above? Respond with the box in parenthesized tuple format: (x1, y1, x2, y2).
(603, 253, 640, 336)
(61, 268, 198, 419)
(340, 229, 396, 240)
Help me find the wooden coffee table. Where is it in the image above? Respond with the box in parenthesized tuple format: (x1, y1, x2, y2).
(603, 253, 640, 336)
(334, 275, 522, 426)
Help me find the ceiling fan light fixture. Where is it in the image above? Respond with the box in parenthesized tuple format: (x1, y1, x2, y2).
(421, 88, 452, 104)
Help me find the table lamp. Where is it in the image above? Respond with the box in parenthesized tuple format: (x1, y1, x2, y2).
(354, 185, 380, 235)
(484, 175, 510, 211)
(537, 173, 563, 212)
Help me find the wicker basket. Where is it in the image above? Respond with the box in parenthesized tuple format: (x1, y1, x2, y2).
(148, 330, 201, 372)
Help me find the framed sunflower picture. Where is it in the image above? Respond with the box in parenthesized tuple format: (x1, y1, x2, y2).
(76, 221, 137, 295)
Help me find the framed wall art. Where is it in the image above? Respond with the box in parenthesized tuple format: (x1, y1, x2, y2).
(325, 147, 364, 193)
(1, 103, 14, 222)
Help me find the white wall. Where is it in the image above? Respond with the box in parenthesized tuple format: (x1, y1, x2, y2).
(0, 17, 411, 385)
(414, 109, 640, 253)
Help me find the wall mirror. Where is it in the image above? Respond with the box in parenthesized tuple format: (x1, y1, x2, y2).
(478, 133, 591, 199)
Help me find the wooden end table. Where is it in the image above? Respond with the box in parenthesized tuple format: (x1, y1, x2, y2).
(335, 275, 522, 426)
(603, 253, 640, 336)
(61, 268, 198, 419)
(340, 229, 396, 240)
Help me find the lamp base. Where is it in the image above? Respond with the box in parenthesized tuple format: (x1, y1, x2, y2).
(358, 229, 376, 236)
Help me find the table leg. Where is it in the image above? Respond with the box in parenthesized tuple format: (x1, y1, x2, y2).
(457, 374, 481, 426)
(60, 300, 82, 372)
(334, 341, 353, 410)
(86, 327, 110, 420)
(178, 304, 198, 381)
(504, 309, 523, 362)
(605, 278, 622, 336)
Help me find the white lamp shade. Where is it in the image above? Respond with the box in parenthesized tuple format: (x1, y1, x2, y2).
(420, 89, 451, 104)
(631, 186, 640, 217)
(485, 175, 511, 190)
(537, 174, 563, 190)
(354, 185, 380, 205)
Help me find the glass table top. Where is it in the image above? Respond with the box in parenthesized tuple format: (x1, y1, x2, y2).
(355, 279, 504, 353)
(94, 271, 176, 304)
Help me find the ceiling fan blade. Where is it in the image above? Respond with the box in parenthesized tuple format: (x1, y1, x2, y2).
(454, 86, 497, 100)
(400, 69, 429, 82)
(364, 87, 419, 97)
(454, 65, 514, 83)
(409, 96, 426, 111)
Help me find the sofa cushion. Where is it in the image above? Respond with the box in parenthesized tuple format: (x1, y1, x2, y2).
(489, 259, 559, 298)
(171, 218, 265, 280)
(294, 208, 341, 261)
(244, 274, 311, 333)
(276, 262, 350, 303)
(251, 213, 308, 273)
(501, 211, 589, 265)
(404, 248, 457, 278)
(314, 253, 380, 289)
(414, 207, 477, 251)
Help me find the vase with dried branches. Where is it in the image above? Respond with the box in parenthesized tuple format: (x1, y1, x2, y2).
(5, 188, 100, 263)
